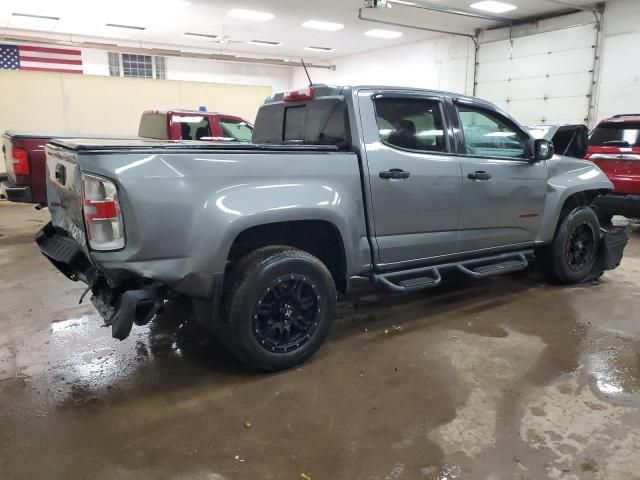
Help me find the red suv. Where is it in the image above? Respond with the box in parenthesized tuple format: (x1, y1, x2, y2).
(587, 114, 640, 221)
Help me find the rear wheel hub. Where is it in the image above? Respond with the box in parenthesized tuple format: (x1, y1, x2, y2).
(252, 274, 321, 354)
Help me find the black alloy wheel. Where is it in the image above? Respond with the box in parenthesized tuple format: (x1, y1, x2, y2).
(565, 222, 597, 272)
(252, 274, 321, 353)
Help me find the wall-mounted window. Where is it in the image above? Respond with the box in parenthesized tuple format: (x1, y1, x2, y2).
(108, 52, 166, 79)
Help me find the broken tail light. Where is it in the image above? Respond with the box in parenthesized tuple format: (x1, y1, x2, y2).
(82, 174, 125, 251)
(11, 147, 30, 175)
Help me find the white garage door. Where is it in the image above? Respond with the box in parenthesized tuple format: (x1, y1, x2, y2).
(475, 24, 597, 126)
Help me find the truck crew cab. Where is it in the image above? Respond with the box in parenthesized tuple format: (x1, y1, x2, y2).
(38, 85, 620, 371)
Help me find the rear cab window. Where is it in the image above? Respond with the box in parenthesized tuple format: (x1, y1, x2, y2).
(589, 122, 640, 147)
(373, 96, 447, 152)
(253, 96, 349, 146)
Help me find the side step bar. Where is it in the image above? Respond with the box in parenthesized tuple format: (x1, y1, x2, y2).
(372, 250, 532, 293)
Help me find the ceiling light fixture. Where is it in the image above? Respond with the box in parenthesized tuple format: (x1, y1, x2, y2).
(248, 40, 281, 46)
(390, 1, 417, 6)
(364, 29, 402, 39)
(184, 32, 218, 39)
(469, 1, 517, 13)
(12, 12, 60, 21)
(227, 9, 274, 21)
(301, 20, 344, 31)
(106, 23, 146, 30)
(305, 46, 336, 52)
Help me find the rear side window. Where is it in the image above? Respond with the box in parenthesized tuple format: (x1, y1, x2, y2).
(456, 105, 527, 159)
(253, 98, 348, 146)
(138, 113, 168, 139)
(219, 119, 253, 142)
(172, 115, 212, 140)
(589, 123, 640, 147)
(374, 97, 446, 152)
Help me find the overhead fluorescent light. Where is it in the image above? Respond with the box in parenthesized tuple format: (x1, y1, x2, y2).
(184, 32, 218, 40)
(106, 23, 146, 30)
(301, 20, 344, 31)
(227, 9, 274, 21)
(469, 1, 517, 13)
(390, 0, 417, 5)
(248, 40, 281, 46)
(305, 46, 336, 52)
(12, 12, 60, 21)
(364, 29, 402, 39)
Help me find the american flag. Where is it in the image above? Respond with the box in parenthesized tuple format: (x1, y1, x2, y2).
(0, 44, 83, 74)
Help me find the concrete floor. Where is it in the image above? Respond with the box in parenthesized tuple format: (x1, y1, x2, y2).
(1, 199, 639, 480)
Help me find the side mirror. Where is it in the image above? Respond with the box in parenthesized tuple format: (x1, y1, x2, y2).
(534, 139, 554, 161)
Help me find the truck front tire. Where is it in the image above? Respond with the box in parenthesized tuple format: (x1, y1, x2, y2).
(220, 246, 336, 371)
(536, 206, 601, 284)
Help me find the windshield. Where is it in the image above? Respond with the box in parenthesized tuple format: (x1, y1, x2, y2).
(589, 122, 640, 147)
(219, 119, 253, 142)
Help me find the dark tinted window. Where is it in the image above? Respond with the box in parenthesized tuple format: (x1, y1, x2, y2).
(589, 123, 640, 147)
(252, 98, 348, 146)
(284, 107, 306, 142)
(457, 105, 527, 159)
(374, 97, 446, 152)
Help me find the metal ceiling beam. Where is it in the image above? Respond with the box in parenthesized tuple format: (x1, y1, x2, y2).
(387, 0, 514, 24)
(358, 8, 478, 46)
(357, 9, 480, 95)
(0, 32, 335, 70)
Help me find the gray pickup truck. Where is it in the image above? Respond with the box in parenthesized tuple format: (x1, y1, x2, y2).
(38, 85, 621, 371)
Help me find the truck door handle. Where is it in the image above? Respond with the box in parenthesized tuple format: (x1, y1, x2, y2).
(379, 169, 410, 180)
(468, 171, 491, 181)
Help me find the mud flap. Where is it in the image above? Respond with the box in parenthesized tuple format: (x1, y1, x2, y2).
(593, 227, 630, 274)
(92, 289, 161, 340)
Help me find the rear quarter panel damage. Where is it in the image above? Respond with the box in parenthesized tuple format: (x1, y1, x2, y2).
(78, 150, 369, 297)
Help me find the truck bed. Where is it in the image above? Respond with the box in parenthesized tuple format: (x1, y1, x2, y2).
(44, 140, 367, 300)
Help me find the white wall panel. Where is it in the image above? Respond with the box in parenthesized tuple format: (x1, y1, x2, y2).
(595, 0, 640, 122)
(476, 24, 597, 125)
(292, 35, 475, 96)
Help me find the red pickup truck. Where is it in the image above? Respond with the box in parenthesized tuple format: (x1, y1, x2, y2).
(587, 114, 640, 221)
(138, 109, 253, 142)
(1, 110, 253, 205)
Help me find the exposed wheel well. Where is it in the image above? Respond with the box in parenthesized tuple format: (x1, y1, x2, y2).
(227, 220, 348, 293)
(561, 190, 607, 217)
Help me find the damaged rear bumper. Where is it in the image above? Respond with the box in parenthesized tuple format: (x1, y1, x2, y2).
(36, 223, 163, 340)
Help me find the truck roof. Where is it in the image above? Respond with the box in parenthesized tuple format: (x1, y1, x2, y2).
(601, 114, 640, 123)
(266, 84, 498, 110)
(142, 109, 245, 120)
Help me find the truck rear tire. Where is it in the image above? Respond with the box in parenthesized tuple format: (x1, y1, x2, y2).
(220, 246, 336, 371)
(536, 206, 601, 284)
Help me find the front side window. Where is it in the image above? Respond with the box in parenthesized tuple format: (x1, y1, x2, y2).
(220, 119, 253, 142)
(456, 105, 527, 159)
(374, 97, 446, 152)
(172, 115, 211, 140)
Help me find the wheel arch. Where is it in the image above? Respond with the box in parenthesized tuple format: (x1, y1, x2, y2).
(225, 219, 350, 293)
(537, 187, 610, 244)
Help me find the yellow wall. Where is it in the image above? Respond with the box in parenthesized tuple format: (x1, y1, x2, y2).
(0, 71, 271, 137)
